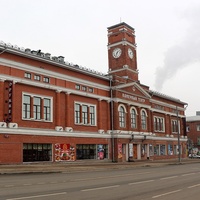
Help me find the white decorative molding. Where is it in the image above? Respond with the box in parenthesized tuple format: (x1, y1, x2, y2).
(170, 135, 174, 138)
(65, 127, 73, 132)
(8, 123, 18, 128)
(55, 126, 63, 131)
(166, 134, 169, 137)
(0, 122, 7, 128)
(184, 136, 188, 139)
(98, 129, 104, 134)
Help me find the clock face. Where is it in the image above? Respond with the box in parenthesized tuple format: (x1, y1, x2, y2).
(112, 48, 122, 58)
(128, 48, 134, 59)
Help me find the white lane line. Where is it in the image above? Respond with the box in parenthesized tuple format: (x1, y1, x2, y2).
(37, 182, 45, 185)
(182, 173, 195, 177)
(73, 172, 150, 181)
(23, 184, 32, 186)
(81, 185, 120, 192)
(129, 180, 154, 185)
(152, 189, 182, 198)
(160, 176, 178, 180)
(188, 183, 200, 189)
(6, 192, 67, 200)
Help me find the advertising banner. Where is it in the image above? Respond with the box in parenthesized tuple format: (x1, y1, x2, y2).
(55, 143, 75, 162)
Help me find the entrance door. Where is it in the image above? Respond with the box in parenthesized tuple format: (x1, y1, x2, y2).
(133, 144, 137, 159)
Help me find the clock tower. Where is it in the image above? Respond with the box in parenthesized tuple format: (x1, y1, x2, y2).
(107, 22, 138, 81)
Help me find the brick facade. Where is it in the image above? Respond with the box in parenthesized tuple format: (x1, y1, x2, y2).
(0, 22, 187, 164)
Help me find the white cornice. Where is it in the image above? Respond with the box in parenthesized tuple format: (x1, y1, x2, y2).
(107, 41, 136, 49)
(0, 128, 111, 138)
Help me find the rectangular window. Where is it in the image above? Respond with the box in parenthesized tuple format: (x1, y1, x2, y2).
(22, 93, 52, 121)
(34, 75, 41, 81)
(90, 106, 95, 125)
(75, 102, 96, 126)
(160, 145, 166, 155)
(75, 104, 81, 123)
(75, 84, 80, 90)
(154, 117, 165, 132)
(82, 86, 87, 91)
(24, 72, 31, 79)
(172, 120, 179, 133)
(43, 77, 50, 83)
(88, 88, 94, 93)
(33, 97, 41, 120)
(44, 98, 51, 120)
(82, 105, 88, 124)
(23, 95, 31, 119)
(197, 125, 200, 131)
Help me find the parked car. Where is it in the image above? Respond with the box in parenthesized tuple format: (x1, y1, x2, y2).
(189, 154, 200, 159)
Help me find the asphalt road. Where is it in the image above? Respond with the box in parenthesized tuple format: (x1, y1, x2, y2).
(0, 163, 200, 200)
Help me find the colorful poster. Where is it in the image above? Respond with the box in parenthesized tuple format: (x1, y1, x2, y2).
(97, 145, 104, 160)
(118, 144, 122, 159)
(55, 143, 75, 162)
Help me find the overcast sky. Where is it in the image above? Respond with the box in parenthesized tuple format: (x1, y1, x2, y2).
(1, 0, 200, 116)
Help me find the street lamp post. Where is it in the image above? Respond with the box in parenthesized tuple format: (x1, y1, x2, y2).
(176, 106, 181, 163)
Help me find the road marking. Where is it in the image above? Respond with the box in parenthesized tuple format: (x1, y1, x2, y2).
(81, 185, 120, 192)
(160, 176, 178, 180)
(129, 180, 154, 185)
(182, 173, 195, 177)
(37, 182, 45, 185)
(5, 185, 14, 188)
(73, 172, 150, 181)
(188, 183, 200, 188)
(6, 192, 67, 200)
(152, 189, 181, 198)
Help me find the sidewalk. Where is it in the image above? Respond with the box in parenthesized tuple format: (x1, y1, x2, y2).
(0, 158, 199, 174)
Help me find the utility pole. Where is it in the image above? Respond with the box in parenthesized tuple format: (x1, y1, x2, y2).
(176, 106, 181, 163)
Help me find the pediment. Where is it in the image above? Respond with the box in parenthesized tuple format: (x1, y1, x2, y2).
(113, 82, 151, 99)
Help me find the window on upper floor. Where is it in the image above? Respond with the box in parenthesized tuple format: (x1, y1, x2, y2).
(24, 72, 31, 79)
(186, 126, 190, 132)
(22, 93, 52, 122)
(154, 116, 165, 132)
(43, 77, 50, 83)
(74, 102, 96, 126)
(141, 110, 147, 130)
(197, 125, 200, 131)
(130, 107, 137, 129)
(22, 95, 31, 119)
(34, 74, 41, 81)
(75, 84, 80, 90)
(119, 105, 126, 128)
(33, 97, 41, 120)
(171, 119, 180, 133)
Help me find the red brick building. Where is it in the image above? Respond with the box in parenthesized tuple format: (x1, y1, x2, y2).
(186, 112, 200, 153)
(0, 22, 187, 164)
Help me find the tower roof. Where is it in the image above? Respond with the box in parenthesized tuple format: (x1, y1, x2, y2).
(107, 22, 134, 31)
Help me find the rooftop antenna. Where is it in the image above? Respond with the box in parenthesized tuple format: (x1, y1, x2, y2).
(120, 17, 122, 23)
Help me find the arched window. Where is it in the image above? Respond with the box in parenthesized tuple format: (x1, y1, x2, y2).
(119, 106, 126, 128)
(130, 108, 137, 128)
(141, 110, 147, 130)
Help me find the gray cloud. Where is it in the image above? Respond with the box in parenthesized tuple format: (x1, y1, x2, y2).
(155, 5, 200, 91)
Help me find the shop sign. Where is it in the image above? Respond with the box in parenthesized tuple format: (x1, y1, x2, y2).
(55, 143, 75, 162)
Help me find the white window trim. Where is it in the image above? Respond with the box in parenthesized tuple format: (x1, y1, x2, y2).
(22, 92, 53, 122)
(74, 101, 97, 126)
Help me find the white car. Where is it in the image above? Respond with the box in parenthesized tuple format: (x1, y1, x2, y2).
(189, 154, 200, 158)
